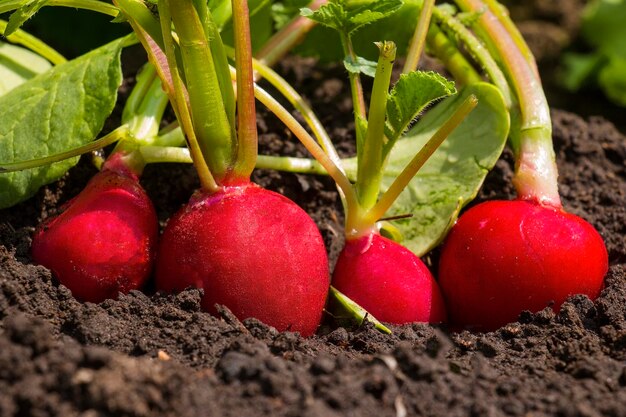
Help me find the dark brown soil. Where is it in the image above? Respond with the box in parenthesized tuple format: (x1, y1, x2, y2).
(2, 54, 626, 416)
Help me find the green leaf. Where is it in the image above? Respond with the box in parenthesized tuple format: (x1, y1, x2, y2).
(302, 0, 403, 35)
(343, 55, 377, 77)
(598, 55, 626, 107)
(342, 83, 509, 256)
(326, 286, 392, 334)
(581, 0, 626, 59)
(297, 0, 421, 62)
(385, 71, 456, 148)
(5, 0, 50, 37)
(561, 52, 605, 91)
(0, 37, 125, 209)
(382, 83, 508, 256)
(271, 0, 310, 30)
(0, 41, 52, 95)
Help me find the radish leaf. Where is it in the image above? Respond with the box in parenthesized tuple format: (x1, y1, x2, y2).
(0, 41, 52, 94)
(0, 37, 125, 209)
(343, 55, 377, 77)
(382, 83, 509, 256)
(385, 71, 456, 152)
(5, 0, 50, 37)
(297, 0, 420, 62)
(301, 0, 403, 35)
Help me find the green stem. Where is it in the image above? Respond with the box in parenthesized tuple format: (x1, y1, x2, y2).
(482, 0, 539, 79)
(403, 0, 434, 74)
(255, 0, 326, 68)
(244, 52, 341, 171)
(129, 71, 169, 144)
(0, 0, 118, 16)
(169, 0, 234, 183)
(425, 24, 482, 86)
(455, 0, 560, 207)
(340, 31, 367, 124)
(356, 41, 395, 211)
(0, 126, 129, 173)
(159, 0, 218, 193)
(365, 95, 478, 226)
(256, 155, 328, 176)
(431, 6, 513, 108)
(0, 20, 66, 64)
(122, 63, 156, 124)
(246, 70, 359, 229)
(139, 143, 335, 178)
(154, 124, 186, 147)
(140, 145, 192, 164)
(230, 0, 257, 183)
(113, 0, 163, 48)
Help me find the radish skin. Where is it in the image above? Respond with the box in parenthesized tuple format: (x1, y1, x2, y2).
(155, 183, 329, 336)
(439, 200, 608, 331)
(31, 166, 158, 303)
(333, 233, 447, 324)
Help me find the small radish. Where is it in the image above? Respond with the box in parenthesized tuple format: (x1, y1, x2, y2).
(32, 154, 158, 303)
(123, 0, 329, 335)
(30, 63, 167, 303)
(438, 0, 608, 331)
(333, 233, 446, 324)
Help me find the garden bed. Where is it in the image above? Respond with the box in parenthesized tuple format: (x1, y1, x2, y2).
(1, 48, 626, 414)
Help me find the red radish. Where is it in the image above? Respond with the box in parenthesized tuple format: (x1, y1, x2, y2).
(438, 200, 608, 330)
(156, 184, 329, 335)
(31, 157, 158, 303)
(118, 0, 330, 335)
(438, 0, 609, 331)
(333, 233, 446, 324)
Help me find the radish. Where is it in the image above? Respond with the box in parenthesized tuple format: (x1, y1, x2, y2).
(439, 200, 607, 330)
(333, 233, 446, 324)
(438, 0, 609, 331)
(29, 64, 168, 303)
(119, 0, 329, 335)
(31, 155, 158, 303)
(326, 49, 469, 324)
(156, 184, 329, 335)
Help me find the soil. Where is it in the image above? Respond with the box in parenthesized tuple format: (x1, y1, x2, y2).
(2, 11, 626, 417)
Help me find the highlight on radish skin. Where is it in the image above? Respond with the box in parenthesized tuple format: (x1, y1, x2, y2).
(438, 200, 608, 331)
(31, 167, 158, 303)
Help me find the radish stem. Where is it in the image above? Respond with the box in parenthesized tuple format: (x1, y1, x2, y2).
(403, 0, 435, 74)
(158, 0, 218, 193)
(231, 0, 257, 182)
(255, 0, 326, 68)
(431, 6, 513, 108)
(455, 0, 560, 208)
(169, 0, 234, 182)
(356, 41, 395, 211)
(426, 24, 482, 85)
(0, 126, 129, 173)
